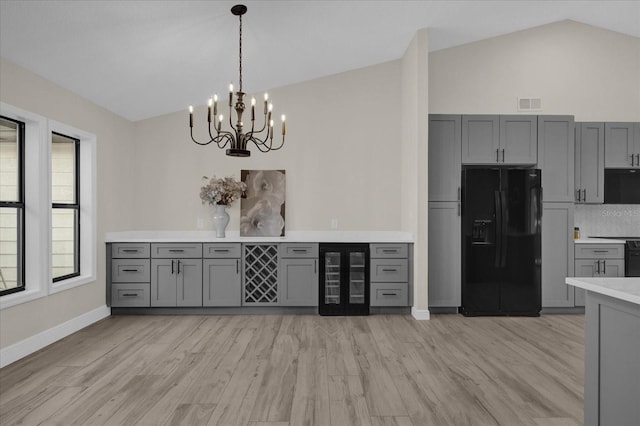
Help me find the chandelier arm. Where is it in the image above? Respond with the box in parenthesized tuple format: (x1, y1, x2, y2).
(190, 128, 214, 146)
(247, 135, 273, 153)
(216, 133, 234, 149)
(247, 134, 285, 152)
(247, 112, 268, 137)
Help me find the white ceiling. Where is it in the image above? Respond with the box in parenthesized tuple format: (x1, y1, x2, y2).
(1, 1, 639, 121)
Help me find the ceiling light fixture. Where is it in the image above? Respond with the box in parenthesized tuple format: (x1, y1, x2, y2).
(188, 4, 285, 157)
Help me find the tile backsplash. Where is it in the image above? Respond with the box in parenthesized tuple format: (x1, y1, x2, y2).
(574, 205, 640, 237)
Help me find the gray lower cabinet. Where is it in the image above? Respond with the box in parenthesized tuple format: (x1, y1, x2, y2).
(109, 243, 151, 307)
(428, 201, 461, 308)
(151, 258, 203, 306)
(370, 243, 410, 307)
(604, 122, 639, 168)
(541, 203, 575, 307)
(574, 243, 625, 306)
(243, 244, 279, 305)
(203, 258, 241, 306)
(111, 283, 150, 307)
(279, 258, 318, 306)
(538, 116, 575, 202)
(575, 122, 604, 203)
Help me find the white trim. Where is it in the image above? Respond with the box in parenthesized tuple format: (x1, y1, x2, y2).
(48, 120, 97, 295)
(0, 102, 49, 309)
(411, 307, 431, 320)
(0, 305, 110, 368)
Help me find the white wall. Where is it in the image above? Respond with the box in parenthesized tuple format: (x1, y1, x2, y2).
(0, 58, 136, 349)
(132, 60, 403, 232)
(429, 20, 640, 120)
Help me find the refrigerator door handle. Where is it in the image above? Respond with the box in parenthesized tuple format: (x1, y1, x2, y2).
(494, 190, 502, 268)
(500, 191, 508, 268)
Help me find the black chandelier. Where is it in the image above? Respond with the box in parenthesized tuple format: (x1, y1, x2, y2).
(189, 4, 285, 157)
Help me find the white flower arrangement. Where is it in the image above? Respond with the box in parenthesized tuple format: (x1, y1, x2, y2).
(200, 175, 246, 206)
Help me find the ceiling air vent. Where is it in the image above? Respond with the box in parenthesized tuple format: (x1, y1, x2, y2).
(517, 97, 542, 112)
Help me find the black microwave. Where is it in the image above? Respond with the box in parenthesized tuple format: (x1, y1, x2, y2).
(604, 169, 640, 204)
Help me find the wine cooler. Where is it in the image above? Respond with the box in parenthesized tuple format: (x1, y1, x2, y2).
(319, 244, 370, 316)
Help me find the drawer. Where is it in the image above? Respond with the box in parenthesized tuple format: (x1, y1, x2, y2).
(370, 244, 408, 258)
(203, 243, 241, 258)
(575, 244, 624, 259)
(111, 283, 150, 307)
(279, 243, 319, 258)
(111, 243, 150, 258)
(370, 283, 408, 306)
(370, 259, 409, 282)
(111, 259, 150, 282)
(151, 243, 203, 258)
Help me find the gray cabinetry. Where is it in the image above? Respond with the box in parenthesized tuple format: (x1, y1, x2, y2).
(575, 122, 604, 203)
(462, 115, 537, 165)
(574, 243, 625, 306)
(428, 202, 461, 308)
(109, 243, 151, 307)
(203, 243, 241, 306)
(604, 122, 639, 168)
(243, 244, 279, 305)
(370, 243, 410, 307)
(279, 243, 318, 306)
(538, 115, 575, 202)
(429, 114, 461, 201)
(542, 203, 575, 307)
(150, 243, 203, 307)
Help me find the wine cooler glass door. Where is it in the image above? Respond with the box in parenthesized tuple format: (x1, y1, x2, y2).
(349, 251, 366, 304)
(324, 252, 341, 305)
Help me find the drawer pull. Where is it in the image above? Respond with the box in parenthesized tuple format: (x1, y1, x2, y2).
(382, 268, 398, 272)
(382, 249, 398, 253)
(381, 293, 397, 296)
(292, 249, 308, 253)
(122, 249, 139, 253)
(214, 249, 230, 252)
(168, 249, 185, 252)
(121, 293, 139, 297)
(122, 269, 139, 272)
(593, 250, 609, 253)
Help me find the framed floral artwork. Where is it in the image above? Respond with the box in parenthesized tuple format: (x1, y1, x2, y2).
(240, 170, 286, 236)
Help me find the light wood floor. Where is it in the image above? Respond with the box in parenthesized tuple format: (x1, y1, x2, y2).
(0, 314, 585, 426)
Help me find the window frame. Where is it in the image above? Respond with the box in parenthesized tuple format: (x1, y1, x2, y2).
(0, 115, 26, 296)
(51, 132, 81, 283)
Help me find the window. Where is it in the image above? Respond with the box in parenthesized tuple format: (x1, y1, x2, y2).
(51, 132, 80, 282)
(0, 116, 25, 296)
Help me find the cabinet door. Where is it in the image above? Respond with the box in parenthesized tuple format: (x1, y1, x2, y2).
(203, 259, 241, 306)
(462, 115, 500, 164)
(429, 115, 461, 201)
(605, 122, 635, 168)
(500, 115, 537, 164)
(575, 122, 605, 203)
(538, 116, 575, 202)
(176, 259, 202, 307)
(574, 259, 597, 306)
(542, 203, 575, 307)
(151, 259, 177, 306)
(428, 202, 461, 308)
(600, 259, 625, 277)
(279, 258, 318, 306)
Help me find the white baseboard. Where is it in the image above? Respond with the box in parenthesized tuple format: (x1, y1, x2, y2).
(411, 307, 431, 320)
(0, 305, 111, 368)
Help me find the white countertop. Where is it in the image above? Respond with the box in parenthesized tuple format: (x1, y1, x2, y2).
(566, 277, 640, 305)
(574, 238, 627, 244)
(105, 230, 414, 243)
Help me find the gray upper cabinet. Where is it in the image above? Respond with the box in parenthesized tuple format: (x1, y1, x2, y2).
(604, 122, 639, 168)
(575, 122, 605, 204)
(151, 258, 203, 307)
(428, 202, 461, 308)
(462, 115, 537, 165)
(541, 203, 575, 307)
(279, 258, 318, 306)
(538, 116, 575, 202)
(429, 115, 461, 201)
(203, 258, 241, 306)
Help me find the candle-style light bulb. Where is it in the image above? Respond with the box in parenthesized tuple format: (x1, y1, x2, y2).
(217, 114, 223, 131)
(229, 83, 234, 93)
(228, 83, 233, 107)
(269, 119, 274, 127)
(213, 94, 218, 116)
(207, 98, 213, 122)
(251, 97, 256, 121)
(268, 103, 273, 112)
(264, 93, 269, 101)
(281, 114, 286, 135)
(189, 105, 193, 128)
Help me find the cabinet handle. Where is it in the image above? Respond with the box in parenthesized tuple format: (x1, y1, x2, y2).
(583, 189, 586, 202)
(636, 153, 639, 167)
(382, 268, 398, 272)
(121, 293, 139, 297)
(631, 154, 636, 166)
(214, 249, 230, 252)
(171, 260, 175, 274)
(576, 189, 581, 202)
(381, 249, 398, 253)
(122, 249, 139, 253)
(602, 260, 606, 274)
(593, 250, 608, 253)
(236, 259, 239, 274)
(168, 249, 185, 253)
(177, 260, 181, 274)
(381, 293, 397, 296)
(496, 149, 500, 163)
(595, 260, 600, 274)
(292, 249, 307, 253)
(501, 149, 505, 163)
(457, 202, 461, 217)
(457, 187, 461, 201)
(122, 269, 139, 272)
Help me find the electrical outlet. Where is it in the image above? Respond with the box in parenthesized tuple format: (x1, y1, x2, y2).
(331, 218, 338, 229)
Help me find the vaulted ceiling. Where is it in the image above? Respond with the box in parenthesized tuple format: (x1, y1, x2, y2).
(1, 1, 638, 121)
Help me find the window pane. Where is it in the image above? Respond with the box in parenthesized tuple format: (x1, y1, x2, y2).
(0, 207, 21, 292)
(52, 133, 77, 204)
(52, 208, 77, 279)
(0, 118, 19, 202)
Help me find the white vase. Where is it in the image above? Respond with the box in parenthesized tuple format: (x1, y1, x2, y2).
(212, 204, 230, 238)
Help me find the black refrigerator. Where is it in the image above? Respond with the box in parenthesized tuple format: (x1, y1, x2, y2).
(319, 244, 370, 316)
(461, 167, 542, 316)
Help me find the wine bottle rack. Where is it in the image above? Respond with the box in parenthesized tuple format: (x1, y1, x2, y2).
(244, 244, 279, 305)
